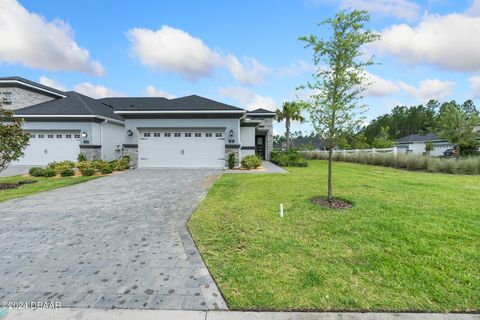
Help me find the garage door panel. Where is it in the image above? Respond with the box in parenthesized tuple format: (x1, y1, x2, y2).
(15, 131, 81, 166)
(138, 129, 225, 168)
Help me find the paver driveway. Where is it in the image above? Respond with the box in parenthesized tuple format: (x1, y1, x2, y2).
(0, 169, 227, 310)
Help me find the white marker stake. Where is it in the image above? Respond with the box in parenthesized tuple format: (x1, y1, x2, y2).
(280, 204, 284, 218)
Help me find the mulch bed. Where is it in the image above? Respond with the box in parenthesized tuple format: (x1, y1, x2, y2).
(0, 180, 37, 190)
(311, 196, 352, 209)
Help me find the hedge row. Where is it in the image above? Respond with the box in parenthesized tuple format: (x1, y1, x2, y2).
(28, 155, 130, 178)
(300, 151, 480, 175)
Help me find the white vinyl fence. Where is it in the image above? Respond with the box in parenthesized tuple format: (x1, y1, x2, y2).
(304, 146, 408, 158)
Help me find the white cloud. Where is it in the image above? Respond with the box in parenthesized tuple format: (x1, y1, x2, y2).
(340, 0, 420, 21)
(39, 76, 67, 91)
(364, 72, 400, 97)
(143, 85, 176, 99)
(127, 25, 269, 84)
(468, 75, 480, 98)
(277, 60, 315, 77)
(224, 55, 270, 85)
(399, 79, 454, 102)
(376, 12, 480, 71)
(466, 0, 480, 16)
(0, 0, 104, 76)
(74, 82, 125, 98)
(218, 87, 277, 111)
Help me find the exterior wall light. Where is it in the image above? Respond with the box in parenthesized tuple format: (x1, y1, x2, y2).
(127, 129, 133, 136)
(81, 131, 88, 138)
(229, 129, 234, 138)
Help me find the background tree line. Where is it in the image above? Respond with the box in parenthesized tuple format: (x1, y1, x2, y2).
(275, 99, 480, 153)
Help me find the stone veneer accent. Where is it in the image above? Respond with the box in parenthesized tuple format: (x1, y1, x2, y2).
(0, 86, 56, 110)
(123, 144, 138, 168)
(263, 118, 274, 160)
(225, 145, 240, 167)
(79, 145, 101, 161)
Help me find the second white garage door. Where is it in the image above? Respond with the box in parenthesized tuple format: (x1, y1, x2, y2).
(138, 128, 225, 168)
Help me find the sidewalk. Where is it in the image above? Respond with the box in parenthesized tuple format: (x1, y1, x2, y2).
(3, 309, 479, 320)
(225, 161, 288, 174)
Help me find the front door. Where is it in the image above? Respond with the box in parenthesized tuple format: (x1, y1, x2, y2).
(255, 135, 266, 160)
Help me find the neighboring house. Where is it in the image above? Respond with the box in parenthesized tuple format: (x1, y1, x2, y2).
(395, 133, 454, 157)
(14, 91, 125, 164)
(0, 76, 66, 110)
(2, 76, 274, 168)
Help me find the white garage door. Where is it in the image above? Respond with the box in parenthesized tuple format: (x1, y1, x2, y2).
(138, 128, 225, 168)
(15, 131, 81, 166)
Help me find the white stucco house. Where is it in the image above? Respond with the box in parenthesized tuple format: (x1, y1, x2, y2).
(1, 76, 275, 168)
(394, 132, 480, 157)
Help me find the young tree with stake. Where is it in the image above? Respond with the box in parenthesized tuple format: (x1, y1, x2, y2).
(299, 10, 379, 202)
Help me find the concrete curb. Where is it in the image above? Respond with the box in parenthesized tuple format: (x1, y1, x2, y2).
(3, 309, 479, 320)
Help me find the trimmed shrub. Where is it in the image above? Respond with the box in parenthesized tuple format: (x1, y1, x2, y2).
(113, 157, 129, 171)
(77, 153, 87, 162)
(227, 153, 236, 169)
(43, 168, 57, 177)
(241, 155, 262, 170)
(60, 168, 75, 177)
(76, 161, 94, 171)
(271, 150, 308, 167)
(80, 168, 96, 176)
(28, 167, 44, 177)
(100, 166, 113, 174)
(29, 167, 45, 177)
(92, 160, 110, 170)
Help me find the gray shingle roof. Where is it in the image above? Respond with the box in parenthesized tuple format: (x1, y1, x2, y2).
(14, 91, 124, 122)
(395, 133, 443, 143)
(0, 76, 66, 96)
(247, 108, 276, 114)
(99, 95, 244, 111)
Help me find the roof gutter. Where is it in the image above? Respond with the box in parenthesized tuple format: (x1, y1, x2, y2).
(13, 114, 125, 125)
(0, 79, 66, 98)
(114, 110, 246, 114)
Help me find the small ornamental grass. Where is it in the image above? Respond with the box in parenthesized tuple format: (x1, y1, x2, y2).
(299, 151, 480, 175)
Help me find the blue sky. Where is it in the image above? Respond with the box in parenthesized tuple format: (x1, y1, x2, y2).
(1, 0, 480, 135)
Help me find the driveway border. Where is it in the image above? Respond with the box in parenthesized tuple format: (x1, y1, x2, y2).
(2, 308, 479, 320)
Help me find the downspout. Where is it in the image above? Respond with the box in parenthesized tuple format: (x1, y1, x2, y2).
(238, 117, 242, 164)
(100, 119, 107, 160)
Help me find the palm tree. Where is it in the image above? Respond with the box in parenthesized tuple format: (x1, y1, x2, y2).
(275, 101, 305, 150)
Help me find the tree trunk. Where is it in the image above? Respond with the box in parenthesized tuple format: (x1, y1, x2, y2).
(285, 118, 291, 151)
(327, 147, 333, 201)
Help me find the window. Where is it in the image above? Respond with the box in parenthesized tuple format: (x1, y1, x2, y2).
(164, 133, 171, 137)
(48, 134, 54, 139)
(30, 134, 36, 138)
(74, 134, 80, 139)
(174, 132, 181, 137)
(195, 133, 202, 137)
(143, 132, 151, 137)
(38, 134, 44, 138)
(215, 132, 223, 138)
(56, 134, 62, 138)
(66, 134, 72, 138)
(1, 92, 12, 105)
(206, 133, 213, 137)
(185, 132, 192, 137)
(154, 133, 161, 137)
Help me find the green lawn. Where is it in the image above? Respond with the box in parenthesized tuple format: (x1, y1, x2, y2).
(0, 175, 98, 202)
(188, 160, 480, 312)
